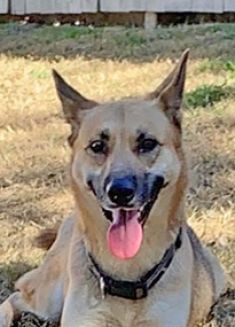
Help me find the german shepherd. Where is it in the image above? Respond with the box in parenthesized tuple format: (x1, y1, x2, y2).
(0, 50, 226, 327)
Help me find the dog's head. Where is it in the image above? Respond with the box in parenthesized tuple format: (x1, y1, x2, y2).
(53, 50, 189, 260)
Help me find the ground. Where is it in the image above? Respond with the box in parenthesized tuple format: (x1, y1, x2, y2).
(0, 22, 234, 326)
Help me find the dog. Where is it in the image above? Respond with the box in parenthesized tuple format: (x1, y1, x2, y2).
(0, 50, 226, 327)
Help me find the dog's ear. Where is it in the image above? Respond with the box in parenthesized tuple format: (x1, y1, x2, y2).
(53, 70, 98, 145)
(148, 49, 189, 130)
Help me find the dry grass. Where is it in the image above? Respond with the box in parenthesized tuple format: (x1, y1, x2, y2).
(0, 22, 234, 326)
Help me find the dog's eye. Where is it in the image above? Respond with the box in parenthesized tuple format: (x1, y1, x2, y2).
(88, 140, 107, 155)
(138, 138, 158, 154)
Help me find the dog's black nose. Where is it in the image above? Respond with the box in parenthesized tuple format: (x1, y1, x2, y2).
(107, 177, 136, 206)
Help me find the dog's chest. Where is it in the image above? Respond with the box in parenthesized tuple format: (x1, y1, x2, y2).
(97, 282, 191, 327)
(70, 229, 193, 326)
(103, 245, 192, 326)
(145, 286, 191, 327)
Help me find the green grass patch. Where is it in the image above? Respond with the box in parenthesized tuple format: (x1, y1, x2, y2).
(184, 84, 232, 109)
(34, 25, 102, 41)
(198, 59, 235, 73)
(113, 30, 147, 47)
(205, 23, 235, 39)
(1, 23, 235, 61)
(30, 69, 50, 79)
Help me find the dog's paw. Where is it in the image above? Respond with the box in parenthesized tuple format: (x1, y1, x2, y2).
(0, 299, 14, 327)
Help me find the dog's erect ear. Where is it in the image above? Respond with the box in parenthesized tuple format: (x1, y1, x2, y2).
(53, 70, 98, 145)
(148, 49, 189, 129)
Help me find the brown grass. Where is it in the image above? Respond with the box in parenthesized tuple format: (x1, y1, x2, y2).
(0, 22, 234, 326)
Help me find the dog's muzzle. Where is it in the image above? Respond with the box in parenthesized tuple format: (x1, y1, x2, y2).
(88, 173, 168, 260)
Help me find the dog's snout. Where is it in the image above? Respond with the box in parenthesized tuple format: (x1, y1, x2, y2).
(107, 177, 136, 206)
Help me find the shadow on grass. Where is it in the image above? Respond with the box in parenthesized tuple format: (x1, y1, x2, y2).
(0, 262, 35, 302)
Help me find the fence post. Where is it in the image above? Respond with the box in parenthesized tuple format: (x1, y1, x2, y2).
(144, 12, 158, 30)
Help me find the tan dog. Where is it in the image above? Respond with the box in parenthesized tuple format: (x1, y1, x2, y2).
(0, 50, 226, 327)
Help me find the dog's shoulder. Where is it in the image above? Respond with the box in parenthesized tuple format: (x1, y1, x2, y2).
(186, 224, 226, 300)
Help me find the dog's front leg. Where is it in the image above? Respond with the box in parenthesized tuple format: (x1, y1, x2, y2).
(62, 302, 121, 327)
(136, 322, 158, 327)
(62, 315, 121, 327)
(0, 292, 31, 327)
(137, 320, 187, 327)
(0, 297, 14, 327)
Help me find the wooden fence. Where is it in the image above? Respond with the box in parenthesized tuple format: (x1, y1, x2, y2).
(1, 0, 235, 14)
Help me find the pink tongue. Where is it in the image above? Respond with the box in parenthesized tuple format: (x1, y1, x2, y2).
(107, 210, 143, 260)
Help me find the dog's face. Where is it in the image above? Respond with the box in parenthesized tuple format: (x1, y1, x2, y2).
(53, 50, 189, 260)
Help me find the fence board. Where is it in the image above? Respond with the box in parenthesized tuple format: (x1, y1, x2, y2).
(100, 0, 131, 12)
(99, 0, 226, 13)
(192, 0, 224, 13)
(26, 0, 41, 13)
(80, 0, 97, 12)
(52, 0, 98, 14)
(53, 0, 68, 13)
(164, 0, 192, 12)
(100, 0, 165, 12)
(146, 0, 165, 12)
(40, 0, 55, 14)
(130, 0, 146, 11)
(68, 0, 79, 13)
(0, 0, 8, 13)
(11, 0, 25, 14)
(224, 0, 235, 11)
(6, 0, 235, 16)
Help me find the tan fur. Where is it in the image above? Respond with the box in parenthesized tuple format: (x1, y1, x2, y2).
(0, 50, 226, 327)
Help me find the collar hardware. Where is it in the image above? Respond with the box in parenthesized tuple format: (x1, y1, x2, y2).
(99, 276, 106, 299)
(89, 227, 182, 301)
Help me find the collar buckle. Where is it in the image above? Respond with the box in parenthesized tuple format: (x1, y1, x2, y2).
(135, 284, 148, 299)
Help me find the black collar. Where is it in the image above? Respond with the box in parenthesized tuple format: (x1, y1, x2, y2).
(88, 227, 182, 300)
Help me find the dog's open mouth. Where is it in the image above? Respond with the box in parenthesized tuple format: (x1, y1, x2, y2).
(101, 178, 169, 260)
(102, 200, 155, 260)
(102, 199, 154, 225)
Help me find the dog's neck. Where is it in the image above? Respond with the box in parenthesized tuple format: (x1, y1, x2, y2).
(73, 180, 186, 281)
